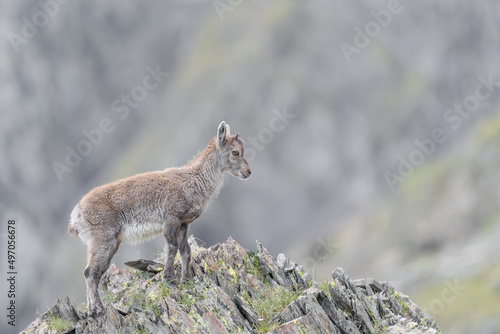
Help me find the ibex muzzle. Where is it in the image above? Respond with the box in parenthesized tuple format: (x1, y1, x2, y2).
(68, 121, 250, 317)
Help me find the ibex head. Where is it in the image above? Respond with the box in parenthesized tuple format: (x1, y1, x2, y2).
(216, 121, 251, 179)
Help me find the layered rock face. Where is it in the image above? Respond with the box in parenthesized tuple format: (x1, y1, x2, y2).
(22, 238, 441, 334)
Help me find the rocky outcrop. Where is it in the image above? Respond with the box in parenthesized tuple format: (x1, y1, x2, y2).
(22, 237, 441, 334)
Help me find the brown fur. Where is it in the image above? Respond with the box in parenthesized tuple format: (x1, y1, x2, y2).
(68, 122, 251, 317)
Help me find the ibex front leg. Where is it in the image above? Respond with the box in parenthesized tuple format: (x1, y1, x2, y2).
(163, 218, 180, 285)
(178, 224, 192, 282)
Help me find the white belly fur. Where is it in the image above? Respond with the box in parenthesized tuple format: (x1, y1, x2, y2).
(119, 222, 164, 244)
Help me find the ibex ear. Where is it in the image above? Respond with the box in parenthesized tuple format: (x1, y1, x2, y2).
(234, 134, 239, 142)
(217, 121, 228, 147)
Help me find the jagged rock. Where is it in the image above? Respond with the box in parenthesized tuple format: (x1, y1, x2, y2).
(22, 237, 441, 334)
(124, 259, 164, 273)
(269, 291, 340, 334)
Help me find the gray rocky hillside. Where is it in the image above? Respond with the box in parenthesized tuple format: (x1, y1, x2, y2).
(22, 238, 441, 334)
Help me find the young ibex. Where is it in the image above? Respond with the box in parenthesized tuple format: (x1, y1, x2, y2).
(68, 121, 251, 317)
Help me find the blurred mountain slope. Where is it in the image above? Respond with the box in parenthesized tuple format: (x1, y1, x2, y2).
(2, 0, 500, 333)
(306, 113, 500, 333)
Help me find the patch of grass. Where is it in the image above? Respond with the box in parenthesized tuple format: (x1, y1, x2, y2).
(134, 324, 148, 334)
(372, 320, 388, 334)
(245, 252, 267, 283)
(245, 285, 302, 333)
(144, 289, 163, 317)
(129, 288, 147, 309)
(318, 277, 332, 299)
(179, 279, 196, 291)
(145, 300, 162, 318)
(178, 291, 196, 308)
(158, 281, 171, 299)
(103, 287, 114, 303)
(46, 314, 73, 332)
(141, 280, 171, 317)
(136, 270, 155, 280)
(399, 300, 410, 316)
(174, 280, 199, 308)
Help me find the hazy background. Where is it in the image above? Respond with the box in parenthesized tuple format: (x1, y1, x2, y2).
(2, 0, 500, 333)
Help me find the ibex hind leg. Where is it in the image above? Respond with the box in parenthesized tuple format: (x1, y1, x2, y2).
(84, 238, 120, 317)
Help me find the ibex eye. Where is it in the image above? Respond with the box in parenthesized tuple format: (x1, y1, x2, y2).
(232, 151, 239, 156)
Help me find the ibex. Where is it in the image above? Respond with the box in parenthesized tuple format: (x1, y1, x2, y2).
(68, 121, 251, 317)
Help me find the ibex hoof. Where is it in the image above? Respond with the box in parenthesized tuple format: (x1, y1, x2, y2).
(87, 304, 105, 318)
(181, 276, 194, 285)
(163, 275, 178, 286)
